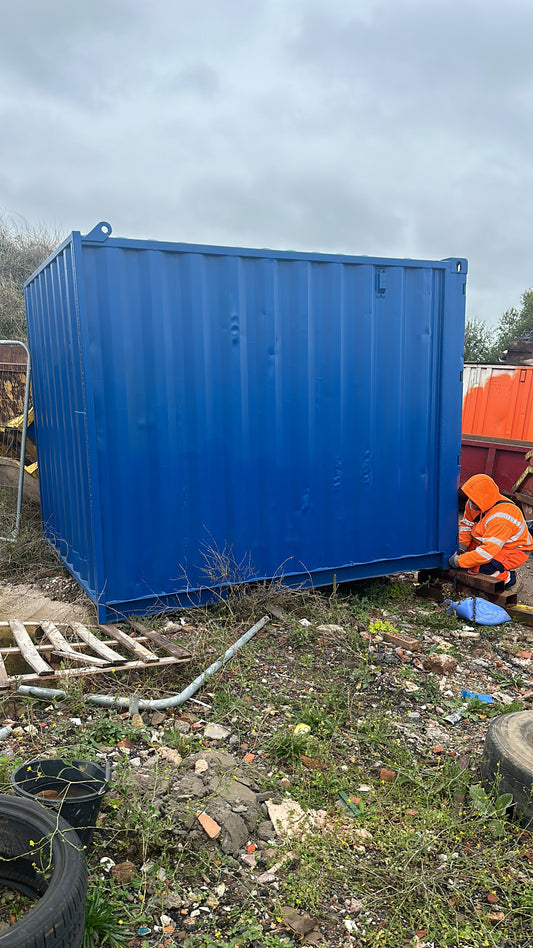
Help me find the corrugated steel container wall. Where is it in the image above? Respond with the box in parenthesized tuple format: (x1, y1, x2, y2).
(463, 364, 533, 440)
(25, 224, 467, 622)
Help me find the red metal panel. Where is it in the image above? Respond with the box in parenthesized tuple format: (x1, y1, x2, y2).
(460, 435, 533, 516)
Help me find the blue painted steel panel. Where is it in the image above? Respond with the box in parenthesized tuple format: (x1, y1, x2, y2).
(25, 224, 467, 622)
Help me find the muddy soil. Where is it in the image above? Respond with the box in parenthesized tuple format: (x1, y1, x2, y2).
(517, 558, 533, 605)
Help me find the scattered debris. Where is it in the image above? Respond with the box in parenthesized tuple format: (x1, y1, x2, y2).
(3, 572, 533, 946)
(462, 690, 494, 703)
(110, 860, 137, 883)
(382, 630, 420, 651)
(203, 723, 231, 740)
(265, 797, 327, 839)
(423, 653, 458, 675)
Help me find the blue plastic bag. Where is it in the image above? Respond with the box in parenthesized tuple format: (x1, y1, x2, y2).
(461, 689, 494, 703)
(445, 597, 511, 625)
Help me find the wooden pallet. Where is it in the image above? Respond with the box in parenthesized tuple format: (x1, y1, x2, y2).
(452, 572, 519, 607)
(417, 568, 518, 606)
(0, 619, 192, 690)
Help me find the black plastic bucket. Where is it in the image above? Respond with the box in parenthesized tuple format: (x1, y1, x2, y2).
(10, 758, 110, 848)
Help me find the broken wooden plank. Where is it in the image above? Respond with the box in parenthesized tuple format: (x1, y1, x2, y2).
(69, 622, 126, 664)
(9, 620, 53, 676)
(99, 624, 159, 663)
(0, 643, 82, 656)
(128, 619, 192, 659)
(51, 649, 110, 667)
(0, 655, 188, 689)
(0, 652, 9, 687)
(39, 621, 109, 666)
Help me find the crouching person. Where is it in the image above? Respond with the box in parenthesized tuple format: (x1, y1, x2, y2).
(448, 473, 533, 589)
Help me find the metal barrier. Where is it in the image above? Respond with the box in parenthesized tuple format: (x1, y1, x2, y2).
(0, 341, 31, 540)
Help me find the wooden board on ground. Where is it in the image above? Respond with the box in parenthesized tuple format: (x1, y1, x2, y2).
(9, 619, 53, 675)
(128, 619, 192, 659)
(39, 620, 109, 666)
(0, 619, 193, 690)
(507, 603, 533, 626)
(100, 624, 159, 663)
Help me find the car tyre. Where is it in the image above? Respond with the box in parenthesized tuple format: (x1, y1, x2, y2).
(480, 711, 533, 826)
(0, 794, 87, 946)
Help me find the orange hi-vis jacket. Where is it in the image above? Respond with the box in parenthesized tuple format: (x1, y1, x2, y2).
(457, 474, 533, 571)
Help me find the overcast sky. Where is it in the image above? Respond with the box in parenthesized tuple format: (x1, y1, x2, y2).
(2, 0, 532, 326)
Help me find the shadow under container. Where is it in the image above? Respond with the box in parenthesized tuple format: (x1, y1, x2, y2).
(10, 758, 110, 848)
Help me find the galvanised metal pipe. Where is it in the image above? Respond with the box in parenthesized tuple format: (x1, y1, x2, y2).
(16, 615, 270, 712)
(17, 686, 67, 701)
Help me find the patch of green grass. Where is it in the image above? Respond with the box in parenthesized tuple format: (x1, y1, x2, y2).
(293, 700, 340, 738)
(414, 607, 462, 631)
(275, 787, 532, 947)
(83, 880, 131, 947)
(461, 697, 524, 721)
(263, 729, 311, 763)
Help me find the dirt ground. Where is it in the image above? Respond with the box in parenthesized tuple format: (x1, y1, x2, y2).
(517, 558, 533, 605)
(0, 576, 531, 947)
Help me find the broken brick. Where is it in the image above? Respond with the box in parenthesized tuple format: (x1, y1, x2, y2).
(300, 754, 327, 770)
(196, 812, 221, 839)
(379, 767, 397, 782)
(382, 631, 420, 651)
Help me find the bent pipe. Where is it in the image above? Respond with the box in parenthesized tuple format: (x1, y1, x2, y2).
(15, 615, 270, 712)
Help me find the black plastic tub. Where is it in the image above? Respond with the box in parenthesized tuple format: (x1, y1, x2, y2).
(10, 758, 110, 848)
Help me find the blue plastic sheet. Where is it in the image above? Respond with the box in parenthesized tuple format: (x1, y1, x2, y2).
(445, 597, 511, 625)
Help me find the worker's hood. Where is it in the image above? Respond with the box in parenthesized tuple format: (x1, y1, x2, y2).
(461, 474, 504, 512)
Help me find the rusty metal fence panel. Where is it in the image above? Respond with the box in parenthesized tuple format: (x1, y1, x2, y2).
(0, 341, 32, 539)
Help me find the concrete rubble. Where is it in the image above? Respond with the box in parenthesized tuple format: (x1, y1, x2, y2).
(131, 747, 278, 856)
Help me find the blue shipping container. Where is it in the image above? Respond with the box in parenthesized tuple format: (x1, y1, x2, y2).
(25, 223, 467, 623)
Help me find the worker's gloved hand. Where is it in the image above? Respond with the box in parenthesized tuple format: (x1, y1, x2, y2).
(458, 544, 467, 553)
(448, 552, 461, 569)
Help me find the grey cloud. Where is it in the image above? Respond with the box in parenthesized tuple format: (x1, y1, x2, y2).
(0, 0, 532, 327)
(289, 0, 533, 146)
(161, 65, 221, 98)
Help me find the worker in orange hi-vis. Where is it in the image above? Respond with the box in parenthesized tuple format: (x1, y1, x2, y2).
(449, 473, 533, 589)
